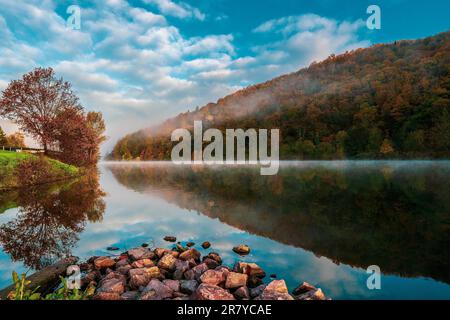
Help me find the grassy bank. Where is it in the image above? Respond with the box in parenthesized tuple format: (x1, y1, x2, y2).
(0, 151, 79, 190)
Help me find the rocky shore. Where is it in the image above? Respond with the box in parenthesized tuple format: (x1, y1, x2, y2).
(78, 240, 329, 300)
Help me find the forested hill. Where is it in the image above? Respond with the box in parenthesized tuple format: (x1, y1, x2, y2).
(111, 31, 450, 160)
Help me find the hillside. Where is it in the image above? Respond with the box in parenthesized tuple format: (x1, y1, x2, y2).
(110, 31, 450, 160)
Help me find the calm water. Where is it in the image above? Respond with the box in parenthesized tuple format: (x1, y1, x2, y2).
(1, 161, 450, 299)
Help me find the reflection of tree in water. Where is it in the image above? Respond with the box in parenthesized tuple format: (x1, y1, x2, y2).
(0, 171, 105, 270)
(108, 163, 450, 284)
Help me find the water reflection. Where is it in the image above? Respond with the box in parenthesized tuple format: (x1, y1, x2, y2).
(107, 162, 450, 285)
(0, 171, 105, 270)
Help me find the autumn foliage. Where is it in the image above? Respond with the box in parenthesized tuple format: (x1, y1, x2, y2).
(111, 31, 450, 160)
(0, 68, 105, 166)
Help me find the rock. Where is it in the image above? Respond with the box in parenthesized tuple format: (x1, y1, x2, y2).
(203, 258, 220, 269)
(264, 280, 288, 294)
(129, 267, 161, 289)
(116, 265, 132, 275)
(94, 257, 116, 270)
(180, 280, 199, 295)
(186, 242, 195, 247)
(79, 262, 92, 272)
(164, 236, 177, 242)
(143, 279, 173, 299)
(195, 284, 235, 300)
(154, 248, 172, 258)
(128, 247, 155, 261)
(157, 254, 177, 271)
(255, 291, 294, 300)
(225, 272, 248, 289)
(141, 243, 149, 248)
(179, 248, 201, 261)
(232, 244, 250, 255)
(140, 290, 159, 300)
(234, 286, 250, 300)
(132, 259, 155, 269)
(270, 274, 277, 278)
(93, 292, 122, 300)
(292, 282, 317, 296)
(163, 279, 180, 292)
(191, 263, 209, 280)
(204, 252, 222, 264)
(247, 275, 263, 288)
(121, 291, 140, 300)
(115, 259, 130, 268)
(234, 262, 266, 278)
(107, 246, 119, 251)
(173, 260, 190, 280)
(200, 269, 226, 286)
(97, 277, 125, 295)
(250, 284, 266, 298)
(201, 241, 211, 249)
(295, 288, 326, 300)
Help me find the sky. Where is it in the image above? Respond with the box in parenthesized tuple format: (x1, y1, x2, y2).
(0, 0, 449, 152)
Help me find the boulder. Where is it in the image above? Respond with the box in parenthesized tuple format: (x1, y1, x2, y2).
(292, 282, 317, 296)
(96, 276, 125, 295)
(264, 280, 288, 294)
(225, 272, 248, 289)
(121, 291, 140, 300)
(201, 242, 211, 249)
(186, 242, 195, 247)
(129, 267, 161, 289)
(255, 291, 294, 300)
(247, 275, 263, 288)
(234, 286, 250, 300)
(154, 248, 171, 258)
(93, 292, 123, 300)
(128, 247, 155, 261)
(143, 279, 173, 299)
(195, 284, 235, 300)
(132, 259, 154, 269)
(204, 252, 222, 264)
(234, 262, 266, 278)
(94, 257, 116, 270)
(164, 236, 177, 242)
(200, 269, 226, 286)
(179, 248, 201, 261)
(250, 284, 266, 298)
(116, 265, 132, 275)
(232, 245, 250, 255)
(163, 279, 180, 292)
(115, 259, 130, 268)
(157, 254, 177, 271)
(190, 263, 209, 280)
(180, 280, 199, 295)
(203, 258, 220, 269)
(295, 288, 326, 300)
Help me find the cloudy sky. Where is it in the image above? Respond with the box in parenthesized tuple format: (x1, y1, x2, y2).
(0, 0, 449, 152)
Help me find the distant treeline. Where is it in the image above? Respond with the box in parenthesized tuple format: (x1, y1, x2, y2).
(110, 31, 450, 160)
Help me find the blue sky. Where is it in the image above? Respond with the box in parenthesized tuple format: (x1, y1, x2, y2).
(0, 0, 449, 151)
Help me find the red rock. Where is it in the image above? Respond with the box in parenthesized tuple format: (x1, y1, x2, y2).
(295, 288, 326, 300)
(143, 279, 173, 299)
(191, 263, 209, 280)
(154, 248, 171, 258)
(179, 248, 201, 261)
(232, 245, 250, 255)
(200, 269, 226, 286)
(131, 259, 154, 268)
(129, 267, 161, 289)
(292, 282, 317, 296)
(163, 279, 180, 292)
(203, 258, 220, 269)
(157, 254, 177, 271)
(225, 272, 248, 289)
(195, 284, 235, 300)
(93, 292, 122, 300)
(94, 257, 116, 270)
(234, 262, 266, 278)
(204, 252, 222, 264)
(201, 241, 211, 249)
(264, 280, 288, 294)
(128, 247, 155, 261)
(164, 236, 177, 242)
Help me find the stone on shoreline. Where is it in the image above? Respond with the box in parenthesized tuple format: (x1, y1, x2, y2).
(164, 236, 177, 242)
(195, 284, 235, 300)
(201, 241, 211, 249)
(94, 257, 116, 270)
(232, 244, 250, 255)
(77, 242, 330, 301)
(107, 246, 120, 251)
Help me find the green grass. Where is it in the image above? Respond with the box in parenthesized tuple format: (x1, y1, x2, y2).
(0, 151, 79, 190)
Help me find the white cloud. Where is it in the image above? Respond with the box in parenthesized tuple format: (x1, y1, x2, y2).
(144, 0, 205, 21)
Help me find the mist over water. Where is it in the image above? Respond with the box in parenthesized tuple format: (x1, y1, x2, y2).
(1, 161, 450, 299)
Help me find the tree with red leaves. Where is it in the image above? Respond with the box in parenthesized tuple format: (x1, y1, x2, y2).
(0, 68, 82, 153)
